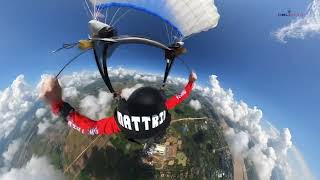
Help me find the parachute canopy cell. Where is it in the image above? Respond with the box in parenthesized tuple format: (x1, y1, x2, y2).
(91, 0, 220, 38)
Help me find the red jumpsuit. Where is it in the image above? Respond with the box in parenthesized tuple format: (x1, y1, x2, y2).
(52, 81, 194, 136)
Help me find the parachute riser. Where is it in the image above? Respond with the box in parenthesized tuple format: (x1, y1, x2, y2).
(91, 25, 187, 93)
(162, 58, 175, 87)
(93, 41, 117, 96)
(162, 44, 187, 87)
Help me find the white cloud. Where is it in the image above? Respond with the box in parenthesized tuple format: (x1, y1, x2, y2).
(37, 118, 51, 135)
(120, 84, 144, 100)
(246, 145, 277, 180)
(0, 68, 314, 180)
(275, 0, 320, 42)
(37, 72, 99, 101)
(225, 128, 249, 156)
(79, 91, 114, 119)
(35, 107, 53, 135)
(201, 75, 312, 180)
(0, 156, 65, 180)
(1, 139, 21, 171)
(139, 75, 158, 82)
(59, 71, 99, 88)
(35, 108, 47, 119)
(268, 128, 292, 156)
(0, 69, 128, 140)
(167, 76, 188, 86)
(0, 75, 35, 139)
(189, 99, 202, 111)
(58, 72, 99, 100)
(109, 67, 136, 78)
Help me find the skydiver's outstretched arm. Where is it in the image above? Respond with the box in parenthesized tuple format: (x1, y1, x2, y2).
(51, 102, 120, 135)
(40, 77, 121, 135)
(165, 72, 197, 110)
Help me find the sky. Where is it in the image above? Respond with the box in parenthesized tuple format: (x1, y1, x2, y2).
(0, 0, 319, 178)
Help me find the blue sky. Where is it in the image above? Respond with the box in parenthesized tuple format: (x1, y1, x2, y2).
(0, 0, 319, 178)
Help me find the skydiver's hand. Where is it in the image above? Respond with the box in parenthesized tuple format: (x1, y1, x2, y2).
(39, 77, 62, 104)
(189, 72, 197, 83)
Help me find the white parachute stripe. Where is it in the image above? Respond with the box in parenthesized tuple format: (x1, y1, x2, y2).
(91, 0, 220, 38)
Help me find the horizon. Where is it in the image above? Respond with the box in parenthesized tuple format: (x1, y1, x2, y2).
(0, 0, 319, 179)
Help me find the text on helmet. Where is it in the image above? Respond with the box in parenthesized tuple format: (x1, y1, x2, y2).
(116, 110, 166, 131)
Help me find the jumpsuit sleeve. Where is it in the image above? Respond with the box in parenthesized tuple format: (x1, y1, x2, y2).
(51, 101, 121, 135)
(165, 81, 194, 110)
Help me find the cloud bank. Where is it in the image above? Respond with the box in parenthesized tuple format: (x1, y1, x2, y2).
(1, 139, 21, 172)
(200, 75, 314, 180)
(0, 75, 35, 139)
(275, 0, 320, 42)
(0, 156, 65, 180)
(0, 68, 314, 180)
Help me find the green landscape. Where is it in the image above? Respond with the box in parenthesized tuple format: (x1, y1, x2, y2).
(14, 77, 233, 180)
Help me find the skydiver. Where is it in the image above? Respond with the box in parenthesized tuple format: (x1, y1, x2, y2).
(39, 72, 197, 141)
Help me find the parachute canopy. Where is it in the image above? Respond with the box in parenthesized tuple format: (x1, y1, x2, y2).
(91, 0, 220, 39)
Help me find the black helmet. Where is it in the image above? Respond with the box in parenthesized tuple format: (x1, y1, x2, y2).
(115, 86, 171, 139)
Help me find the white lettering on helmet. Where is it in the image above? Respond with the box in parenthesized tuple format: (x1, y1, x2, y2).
(141, 116, 151, 130)
(159, 111, 166, 125)
(152, 115, 159, 128)
(131, 116, 140, 131)
(123, 115, 132, 130)
(117, 110, 166, 131)
(117, 111, 124, 127)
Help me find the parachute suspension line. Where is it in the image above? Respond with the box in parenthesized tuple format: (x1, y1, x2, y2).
(95, 5, 103, 19)
(96, 3, 106, 19)
(170, 25, 174, 44)
(177, 57, 192, 74)
(82, 0, 92, 19)
(112, 9, 132, 27)
(93, 0, 97, 19)
(83, 0, 93, 18)
(97, 3, 104, 16)
(164, 22, 171, 45)
(173, 31, 183, 42)
(183, 31, 199, 41)
(55, 49, 90, 79)
(104, 8, 109, 24)
(173, 32, 178, 42)
(110, 8, 122, 26)
(181, 1, 202, 41)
